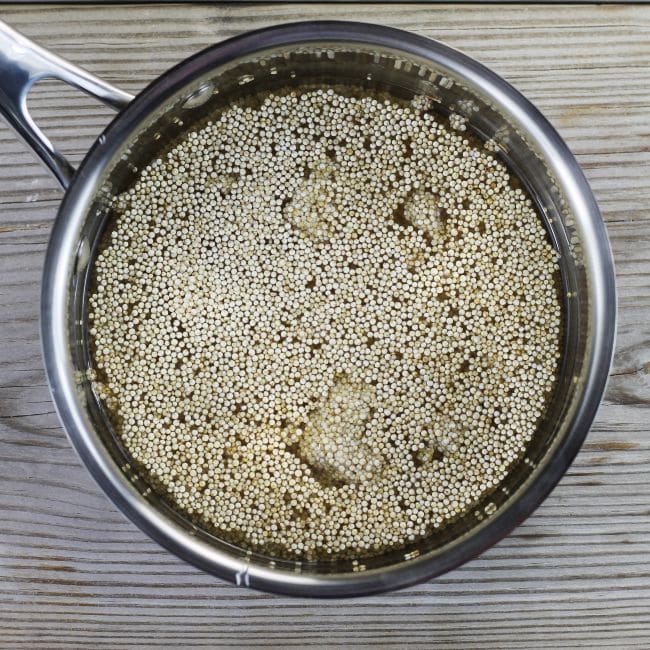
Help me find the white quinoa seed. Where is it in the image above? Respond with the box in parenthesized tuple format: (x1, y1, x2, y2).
(89, 88, 562, 560)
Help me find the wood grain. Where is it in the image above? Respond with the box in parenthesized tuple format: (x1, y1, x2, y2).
(1, 4, 649, 648)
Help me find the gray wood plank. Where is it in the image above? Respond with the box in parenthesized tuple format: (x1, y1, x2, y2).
(0, 3, 649, 648)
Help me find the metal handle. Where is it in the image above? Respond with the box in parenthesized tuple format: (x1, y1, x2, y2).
(0, 21, 134, 189)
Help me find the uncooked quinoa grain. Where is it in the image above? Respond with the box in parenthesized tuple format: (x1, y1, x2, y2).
(88, 88, 562, 560)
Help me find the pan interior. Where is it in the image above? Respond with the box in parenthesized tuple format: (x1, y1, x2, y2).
(67, 40, 587, 577)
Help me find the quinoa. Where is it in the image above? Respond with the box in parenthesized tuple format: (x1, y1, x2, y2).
(88, 88, 562, 560)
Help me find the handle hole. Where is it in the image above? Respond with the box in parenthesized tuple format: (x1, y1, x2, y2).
(26, 78, 116, 169)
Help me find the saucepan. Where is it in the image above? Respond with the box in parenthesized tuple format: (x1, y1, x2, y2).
(0, 20, 616, 596)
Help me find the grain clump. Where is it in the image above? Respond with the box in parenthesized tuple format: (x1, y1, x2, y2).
(89, 88, 562, 560)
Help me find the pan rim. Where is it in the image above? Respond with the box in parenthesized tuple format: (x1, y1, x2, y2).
(40, 20, 617, 597)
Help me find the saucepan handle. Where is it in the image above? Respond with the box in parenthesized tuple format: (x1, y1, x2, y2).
(0, 21, 134, 189)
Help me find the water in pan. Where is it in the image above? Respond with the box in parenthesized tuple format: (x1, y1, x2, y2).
(86, 85, 563, 561)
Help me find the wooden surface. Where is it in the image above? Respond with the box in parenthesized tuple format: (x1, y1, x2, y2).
(1, 4, 649, 648)
(6, 0, 645, 5)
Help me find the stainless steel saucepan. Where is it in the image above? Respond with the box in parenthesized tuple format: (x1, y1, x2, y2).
(0, 20, 616, 596)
